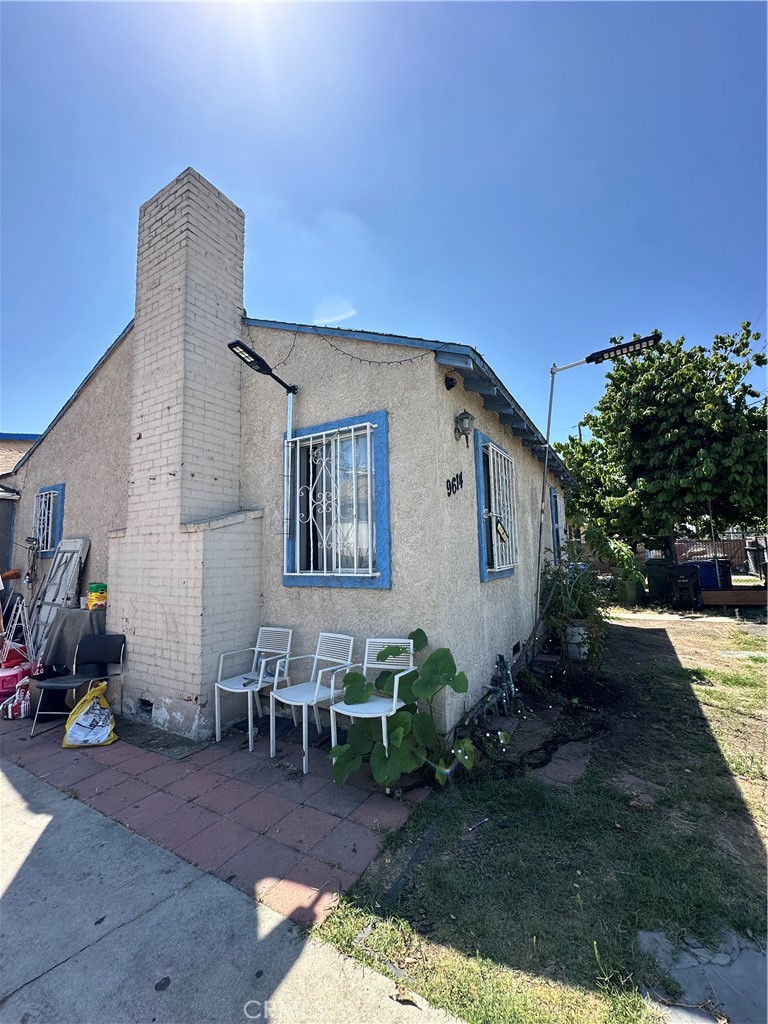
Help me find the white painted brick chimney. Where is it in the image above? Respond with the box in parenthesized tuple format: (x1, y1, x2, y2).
(109, 169, 262, 739)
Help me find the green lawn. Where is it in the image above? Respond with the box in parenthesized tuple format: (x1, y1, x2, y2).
(318, 622, 767, 1024)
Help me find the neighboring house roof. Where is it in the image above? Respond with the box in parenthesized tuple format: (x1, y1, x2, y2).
(10, 319, 134, 474)
(0, 433, 40, 442)
(244, 317, 575, 486)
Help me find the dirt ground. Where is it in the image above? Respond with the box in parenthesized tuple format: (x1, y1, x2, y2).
(597, 610, 767, 866)
(604, 609, 767, 675)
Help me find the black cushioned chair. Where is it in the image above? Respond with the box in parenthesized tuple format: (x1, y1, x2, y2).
(30, 633, 126, 738)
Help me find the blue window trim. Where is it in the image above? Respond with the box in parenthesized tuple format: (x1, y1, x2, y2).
(474, 430, 516, 582)
(283, 410, 391, 590)
(38, 483, 65, 559)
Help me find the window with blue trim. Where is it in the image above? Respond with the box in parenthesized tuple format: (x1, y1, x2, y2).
(474, 431, 518, 581)
(283, 411, 390, 589)
(34, 484, 64, 557)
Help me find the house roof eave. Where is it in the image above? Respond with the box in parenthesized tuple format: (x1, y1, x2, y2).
(242, 315, 575, 488)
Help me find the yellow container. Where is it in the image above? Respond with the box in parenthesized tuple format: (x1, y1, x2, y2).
(87, 583, 107, 610)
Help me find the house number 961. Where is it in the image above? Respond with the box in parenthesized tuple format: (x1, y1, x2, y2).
(446, 472, 464, 497)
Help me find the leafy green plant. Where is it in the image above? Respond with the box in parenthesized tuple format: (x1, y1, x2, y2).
(329, 629, 474, 790)
(540, 558, 603, 624)
(584, 523, 644, 584)
(540, 558, 606, 667)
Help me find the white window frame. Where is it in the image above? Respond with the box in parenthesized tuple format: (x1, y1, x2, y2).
(483, 442, 519, 571)
(284, 421, 377, 577)
(34, 488, 60, 554)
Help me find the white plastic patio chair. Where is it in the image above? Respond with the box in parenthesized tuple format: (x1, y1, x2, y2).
(270, 632, 355, 774)
(215, 626, 293, 752)
(330, 638, 415, 757)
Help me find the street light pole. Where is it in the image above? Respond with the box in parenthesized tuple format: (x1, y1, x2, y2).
(533, 332, 662, 638)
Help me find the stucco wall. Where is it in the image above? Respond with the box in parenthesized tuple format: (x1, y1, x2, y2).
(430, 364, 562, 729)
(2, 334, 132, 591)
(239, 326, 447, 652)
(236, 324, 562, 732)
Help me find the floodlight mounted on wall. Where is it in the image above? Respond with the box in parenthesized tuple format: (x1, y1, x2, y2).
(227, 340, 298, 395)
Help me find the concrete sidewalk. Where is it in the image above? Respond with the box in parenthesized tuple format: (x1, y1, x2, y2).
(0, 761, 459, 1024)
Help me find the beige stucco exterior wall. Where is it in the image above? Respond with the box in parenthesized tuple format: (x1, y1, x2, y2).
(237, 324, 563, 733)
(430, 364, 562, 729)
(1, 335, 132, 590)
(0, 439, 36, 475)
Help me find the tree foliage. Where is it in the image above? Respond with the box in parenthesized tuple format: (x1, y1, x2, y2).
(555, 323, 766, 541)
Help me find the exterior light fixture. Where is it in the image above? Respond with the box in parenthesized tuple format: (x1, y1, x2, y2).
(585, 332, 662, 365)
(227, 339, 300, 575)
(227, 340, 298, 395)
(454, 409, 476, 447)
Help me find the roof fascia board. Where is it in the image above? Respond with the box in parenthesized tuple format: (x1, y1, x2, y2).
(244, 317, 470, 357)
(11, 319, 134, 474)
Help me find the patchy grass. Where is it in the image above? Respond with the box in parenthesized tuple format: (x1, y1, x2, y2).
(728, 627, 766, 653)
(318, 619, 766, 1024)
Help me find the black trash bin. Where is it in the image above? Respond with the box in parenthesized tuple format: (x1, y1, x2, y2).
(645, 558, 675, 604)
(668, 564, 703, 611)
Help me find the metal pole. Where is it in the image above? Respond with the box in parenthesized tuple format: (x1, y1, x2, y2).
(533, 364, 558, 637)
(283, 391, 294, 574)
(530, 336, 660, 642)
(709, 501, 722, 589)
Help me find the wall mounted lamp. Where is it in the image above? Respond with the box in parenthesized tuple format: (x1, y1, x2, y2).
(454, 409, 476, 447)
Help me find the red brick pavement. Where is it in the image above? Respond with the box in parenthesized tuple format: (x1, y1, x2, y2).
(0, 715, 426, 927)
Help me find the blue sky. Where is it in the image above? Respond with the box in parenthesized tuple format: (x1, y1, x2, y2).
(1, 1, 765, 443)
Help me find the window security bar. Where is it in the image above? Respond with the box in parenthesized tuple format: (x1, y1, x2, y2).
(285, 422, 377, 576)
(34, 490, 57, 553)
(486, 442, 519, 571)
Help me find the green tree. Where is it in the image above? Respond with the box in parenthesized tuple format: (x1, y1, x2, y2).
(556, 323, 766, 542)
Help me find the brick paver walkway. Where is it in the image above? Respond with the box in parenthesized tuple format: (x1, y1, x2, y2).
(0, 717, 429, 926)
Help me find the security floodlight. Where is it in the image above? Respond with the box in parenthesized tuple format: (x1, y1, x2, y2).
(585, 331, 663, 365)
(227, 340, 298, 395)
